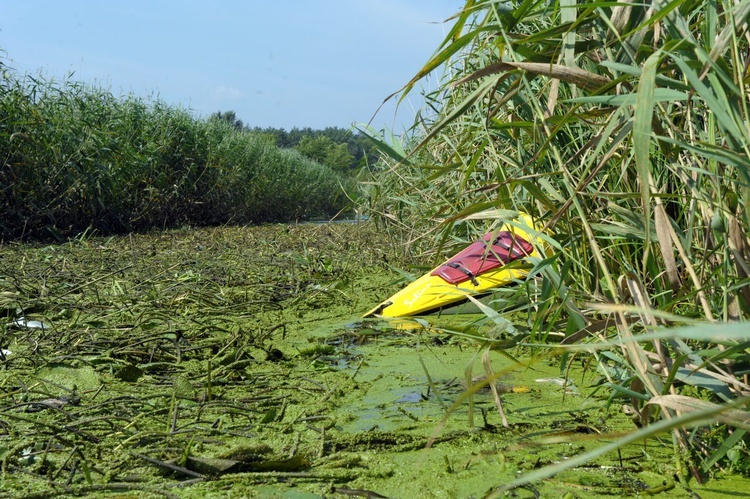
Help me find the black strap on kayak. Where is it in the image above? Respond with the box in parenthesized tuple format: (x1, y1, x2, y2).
(489, 233, 528, 258)
(492, 237, 525, 257)
(446, 262, 479, 286)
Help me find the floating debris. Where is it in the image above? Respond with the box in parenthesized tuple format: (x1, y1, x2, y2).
(8, 317, 50, 330)
(535, 377, 580, 395)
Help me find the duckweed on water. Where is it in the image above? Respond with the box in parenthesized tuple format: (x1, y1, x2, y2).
(0, 223, 746, 498)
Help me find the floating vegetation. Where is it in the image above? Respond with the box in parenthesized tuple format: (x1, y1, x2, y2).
(0, 223, 745, 497)
(0, 223, 390, 497)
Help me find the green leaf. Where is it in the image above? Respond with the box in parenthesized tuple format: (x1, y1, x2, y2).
(568, 88, 689, 106)
(490, 397, 750, 496)
(671, 54, 745, 144)
(703, 429, 746, 471)
(633, 50, 661, 235)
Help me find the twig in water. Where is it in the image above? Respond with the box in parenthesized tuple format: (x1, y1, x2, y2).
(132, 452, 204, 479)
(482, 348, 509, 428)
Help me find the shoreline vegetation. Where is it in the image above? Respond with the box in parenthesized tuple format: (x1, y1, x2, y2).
(0, 63, 358, 241)
(359, 0, 750, 491)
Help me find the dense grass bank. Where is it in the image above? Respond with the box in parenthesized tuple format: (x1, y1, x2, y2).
(0, 64, 354, 240)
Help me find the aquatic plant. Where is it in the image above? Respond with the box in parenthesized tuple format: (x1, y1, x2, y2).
(362, 0, 750, 487)
(1, 223, 711, 497)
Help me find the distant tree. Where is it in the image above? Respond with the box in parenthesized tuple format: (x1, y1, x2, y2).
(258, 127, 286, 147)
(210, 110, 244, 131)
(246, 125, 378, 171)
(325, 142, 354, 171)
(320, 126, 349, 143)
(295, 135, 353, 171)
(295, 135, 328, 164)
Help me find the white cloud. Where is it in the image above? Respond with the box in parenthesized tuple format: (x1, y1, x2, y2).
(210, 85, 243, 101)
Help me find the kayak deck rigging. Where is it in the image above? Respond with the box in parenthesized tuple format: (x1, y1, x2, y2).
(364, 214, 545, 318)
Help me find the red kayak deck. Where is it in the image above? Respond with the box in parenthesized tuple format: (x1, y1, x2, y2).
(430, 231, 533, 285)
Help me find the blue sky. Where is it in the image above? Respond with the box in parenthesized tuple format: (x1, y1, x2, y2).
(0, 1, 463, 132)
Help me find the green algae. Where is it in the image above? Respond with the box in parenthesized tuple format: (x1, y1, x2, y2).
(0, 223, 747, 498)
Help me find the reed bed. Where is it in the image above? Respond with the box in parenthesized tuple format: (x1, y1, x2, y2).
(362, 0, 750, 487)
(0, 64, 354, 240)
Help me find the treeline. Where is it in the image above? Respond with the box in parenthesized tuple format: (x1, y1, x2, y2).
(211, 111, 378, 172)
(0, 67, 355, 241)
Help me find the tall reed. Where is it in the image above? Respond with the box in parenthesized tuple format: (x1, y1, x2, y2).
(362, 0, 750, 483)
(0, 64, 353, 240)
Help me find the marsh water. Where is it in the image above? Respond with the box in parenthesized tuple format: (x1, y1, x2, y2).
(0, 223, 746, 498)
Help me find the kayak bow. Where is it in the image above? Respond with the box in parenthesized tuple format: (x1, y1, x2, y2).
(364, 213, 546, 317)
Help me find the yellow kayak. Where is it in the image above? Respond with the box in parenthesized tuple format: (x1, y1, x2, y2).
(364, 213, 546, 317)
